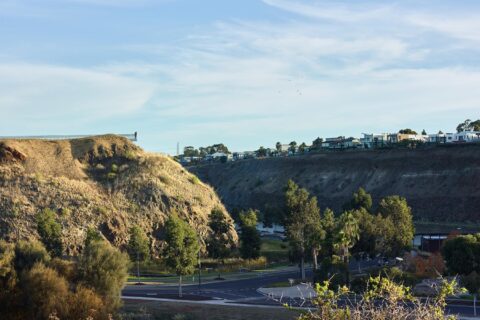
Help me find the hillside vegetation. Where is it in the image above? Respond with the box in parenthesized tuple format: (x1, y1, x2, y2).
(0, 135, 237, 255)
(190, 144, 480, 223)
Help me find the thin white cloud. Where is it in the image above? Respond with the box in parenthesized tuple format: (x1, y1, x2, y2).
(262, 0, 394, 22)
(0, 64, 156, 130)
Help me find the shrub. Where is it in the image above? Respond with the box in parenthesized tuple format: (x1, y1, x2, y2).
(14, 241, 50, 272)
(36, 208, 63, 257)
(299, 276, 462, 320)
(78, 240, 129, 311)
(189, 176, 200, 185)
(20, 263, 70, 319)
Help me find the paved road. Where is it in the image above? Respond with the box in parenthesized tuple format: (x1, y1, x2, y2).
(122, 267, 480, 318)
(123, 268, 312, 301)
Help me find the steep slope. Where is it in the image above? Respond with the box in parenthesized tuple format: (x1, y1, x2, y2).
(190, 145, 480, 222)
(0, 135, 237, 255)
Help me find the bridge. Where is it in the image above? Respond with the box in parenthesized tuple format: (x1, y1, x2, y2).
(0, 132, 138, 142)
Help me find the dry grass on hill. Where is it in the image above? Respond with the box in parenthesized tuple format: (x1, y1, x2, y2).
(0, 135, 237, 255)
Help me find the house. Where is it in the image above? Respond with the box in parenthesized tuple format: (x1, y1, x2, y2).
(454, 131, 480, 143)
(322, 136, 360, 149)
(361, 133, 388, 148)
(427, 133, 447, 143)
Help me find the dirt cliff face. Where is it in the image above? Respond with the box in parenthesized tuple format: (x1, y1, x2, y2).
(190, 145, 480, 223)
(0, 135, 237, 255)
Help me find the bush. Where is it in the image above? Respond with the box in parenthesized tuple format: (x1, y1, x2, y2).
(14, 241, 50, 272)
(36, 208, 63, 257)
(302, 276, 461, 320)
(189, 176, 200, 185)
(78, 240, 129, 311)
(20, 263, 70, 319)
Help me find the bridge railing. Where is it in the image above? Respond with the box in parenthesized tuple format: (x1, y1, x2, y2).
(0, 132, 138, 142)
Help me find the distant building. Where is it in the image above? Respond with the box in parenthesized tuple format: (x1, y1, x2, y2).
(361, 133, 388, 148)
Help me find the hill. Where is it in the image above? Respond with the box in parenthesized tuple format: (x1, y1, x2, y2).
(0, 135, 237, 255)
(189, 145, 480, 224)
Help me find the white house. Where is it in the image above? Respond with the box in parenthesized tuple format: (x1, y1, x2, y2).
(361, 133, 388, 148)
(454, 131, 480, 143)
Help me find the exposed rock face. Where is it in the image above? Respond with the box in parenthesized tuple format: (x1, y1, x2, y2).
(0, 135, 237, 255)
(190, 145, 480, 222)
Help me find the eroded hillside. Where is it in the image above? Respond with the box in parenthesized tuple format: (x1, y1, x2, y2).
(190, 145, 480, 223)
(0, 135, 237, 255)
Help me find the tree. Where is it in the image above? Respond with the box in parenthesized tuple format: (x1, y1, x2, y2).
(378, 196, 415, 256)
(276, 142, 282, 152)
(127, 225, 150, 280)
(239, 210, 261, 260)
(207, 208, 234, 261)
(163, 214, 200, 297)
(321, 208, 336, 259)
(289, 141, 297, 154)
(256, 146, 267, 157)
(78, 240, 129, 311)
(442, 234, 480, 276)
(127, 226, 150, 262)
(457, 119, 480, 132)
(36, 208, 63, 257)
(285, 180, 323, 280)
(398, 129, 417, 134)
(421, 129, 427, 135)
(311, 137, 323, 150)
(334, 211, 359, 286)
(344, 187, 372, 212)
(351, 208, 377, 257)
(298, 142, 308, 153)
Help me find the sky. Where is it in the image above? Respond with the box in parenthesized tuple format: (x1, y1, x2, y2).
(1, 0, 480, 153)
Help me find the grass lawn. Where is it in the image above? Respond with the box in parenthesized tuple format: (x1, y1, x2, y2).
(260, 238, 289, 263)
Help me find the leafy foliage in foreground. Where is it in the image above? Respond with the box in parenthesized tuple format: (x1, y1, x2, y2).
(296, 276, 462, 320)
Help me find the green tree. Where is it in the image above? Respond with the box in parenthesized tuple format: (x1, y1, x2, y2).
(78, 240, 129, 311)
(127, 225, 150, 262)
(36, 208, 63, 257)
(457, 119, 480, 132)
(163, 214, 200, 297)
(334, 211, 359, 286)
(207, 208, 234, 260)
(344, 187, 372, 212)
(127, 225, 150, 280)
(289, 141, 297, 154)
(378, 196, 415, 256)
(298, 142, 307, 153)
(276, 141, 282, 152)
(239, 210, 261, 260)
(256, 146, 267, 157)
(311, 137, 323, 150)
(321, 208, 336, 259)
(421, 129, 427, 135)
(352, 208, 377, 257)
(285, 180, 323, 279)
(442, 234, 480, 276)
(398, 128, 417, 134)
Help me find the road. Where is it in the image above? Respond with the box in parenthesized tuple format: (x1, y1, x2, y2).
(123, 267, 480, 318)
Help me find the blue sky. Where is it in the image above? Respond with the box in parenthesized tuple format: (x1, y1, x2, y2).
(1, 0, 480, 153)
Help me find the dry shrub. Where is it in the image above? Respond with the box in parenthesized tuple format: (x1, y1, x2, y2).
(69, 286, 110, 320)
(21, 262, 70, 319)
(407, 253, 445, 278)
